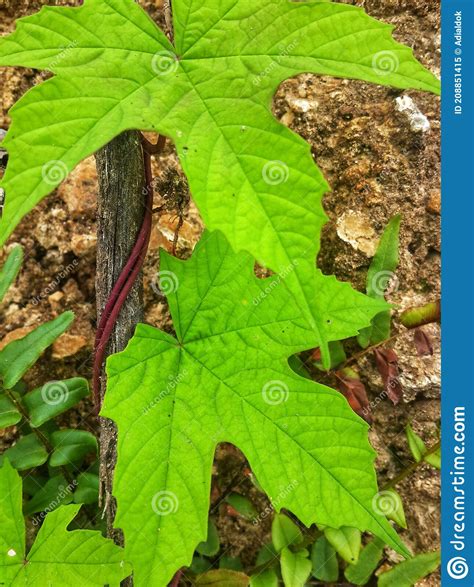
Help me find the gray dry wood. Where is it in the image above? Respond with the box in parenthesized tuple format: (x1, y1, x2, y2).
(95, 130, 145, 571)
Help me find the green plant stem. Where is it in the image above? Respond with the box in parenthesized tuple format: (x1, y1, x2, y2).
(382, 440, 441, 490)
(340, 331, 405, 370)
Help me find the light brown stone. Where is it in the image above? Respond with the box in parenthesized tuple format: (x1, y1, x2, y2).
(52, 333, 88, 359)
(71, 232, 97, 256)
(427, 190, 441, 214)
(336, 210, 378, 256)
(58, 157, 97, 215)
(0, 326, 36, 350)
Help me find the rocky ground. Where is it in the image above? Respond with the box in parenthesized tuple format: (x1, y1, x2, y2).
(0, 0, 440, 584)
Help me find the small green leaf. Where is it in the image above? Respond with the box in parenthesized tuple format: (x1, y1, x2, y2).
(324, 527, 361, 564)
(49, 429, 97, 467)
(226, 493, 258, 520)
(191, 556, 213, 575)
(0, 434, 48, 470)
(311, 535, 338, 583)
(385, 490, 407, 529)
(372, 489, 407, 529)
(358, 215, 401, 348)
(196, 569, 250, 586)
(22, 473, 48, 498)
(73, 472, 99, 505)
(24, 475, 74, 516)
(281, 547, 312, 587)
(272, 514, 303, 552)
(196, 519, 220, 557)
(406, 424, 440, 469)
(250, 568, 278, 587)
(0, 312, 74, 389)
(0, 244, 22, 303)
(0, 390, 21, 428)
(424, 448, 441, 469)
(345, 537, 385, 585)
(220, 555, 243, 571)
(23, 377, 89, 428)
(256, 544, 278, 567)
(405, 424, 426, 462)
(378, 551, 440, 587)
(358, 312, 392, 350)
(366, 216, 401, 300)
(0, 462, 131, 583)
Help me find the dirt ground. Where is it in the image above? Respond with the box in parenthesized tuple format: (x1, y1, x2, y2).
(0, 0, 440, 584)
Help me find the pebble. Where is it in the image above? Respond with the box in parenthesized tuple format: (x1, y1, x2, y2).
(52, 333, 88, 359)
(426, 189, 441, 214)
(336, 210, 378, 256)
(71, 233, 97, 255)
(0, 326, 35, 350)
(395, 95, 431, 133)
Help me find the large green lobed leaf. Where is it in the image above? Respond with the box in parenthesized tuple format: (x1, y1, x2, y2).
(0, 459, 131, 585)
(102, 230, 408, 586)
(0, 0, 439, 359)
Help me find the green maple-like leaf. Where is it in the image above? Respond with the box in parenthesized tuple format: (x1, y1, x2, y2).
(0, 459, 131, 585)
(0, 0, 439, 361)
(102, 230, 408, 586)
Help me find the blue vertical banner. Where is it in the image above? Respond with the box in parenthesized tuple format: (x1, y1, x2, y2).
(442, 0, 474, 584)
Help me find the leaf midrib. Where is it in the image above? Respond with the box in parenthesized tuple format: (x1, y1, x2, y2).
(178, 64, 326, 350)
